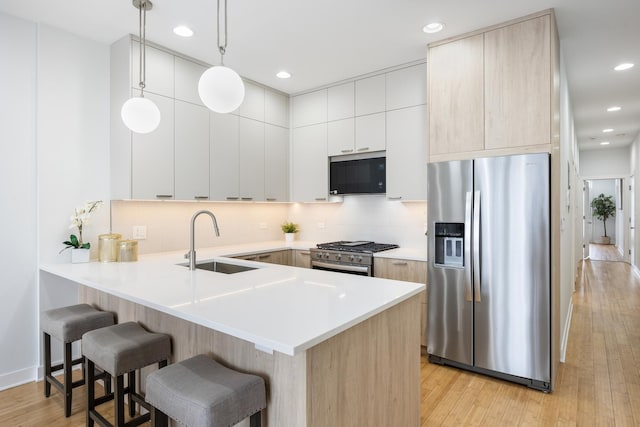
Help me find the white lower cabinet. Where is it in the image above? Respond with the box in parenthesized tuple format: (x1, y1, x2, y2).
(292, 124, 328, 202)
(131, 93, 175, 199)
(210, 113, 240, 201)
(386, 105, 427, 200)
(175, 100, 210, 200)
(239, 118, 265, 201)
(265, 124, 289, 202)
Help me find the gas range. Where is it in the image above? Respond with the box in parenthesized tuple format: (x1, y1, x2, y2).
(310, 241, 399, 276)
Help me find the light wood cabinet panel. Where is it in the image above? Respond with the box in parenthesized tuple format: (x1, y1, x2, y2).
(355, 74, 385, 116)
(265, 90, 289, 128)
(174, 57, 206, 106)
(265, 124, 289, 202)
(328, 82, 355, 121)
(374, 257, 427, 346)
(239, 117, 265, 201)
(292, 89, 327, 128)
(386, 63, 427, 110)
(327, 118, 355, 156)
(428, 34, 484, 158)
(355, 113, 386, 153)
(484, 15, 551, 150)
(131, 93, 174, 199)
(174, 100, 209, 200)
(234, 249, 292, 266)
(210, 112, 239, 201)
(292, 124, 328, 202)
(294, 250, 311, 268)
(131, 44, 174, 98)
(238, 81, 265, 121)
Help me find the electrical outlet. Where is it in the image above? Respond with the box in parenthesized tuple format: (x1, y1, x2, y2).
(132, 225, 147, 240)
(259, 222, 267, 230)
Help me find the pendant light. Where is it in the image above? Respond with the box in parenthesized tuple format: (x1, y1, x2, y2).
(121, 0, 161, 134)
(198, 0, 245, 113)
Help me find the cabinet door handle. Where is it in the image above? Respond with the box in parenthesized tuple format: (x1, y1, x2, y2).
(266, 198, 277, 201)
(226, 197, 239, 200)
(392, 262, 408, 266)
(194, 196, 209, 200)
(156, 194, 173, 199)
(241, 197, 253, 201)
(388, 196, 402, 200)
(299, 252, 310, 256)
(244, 256, 257, 260)
(341, 149, 354, 153)
(357, 147, 369, 151)
(315, 197, 327, 201)
(258, 254, 271, 259)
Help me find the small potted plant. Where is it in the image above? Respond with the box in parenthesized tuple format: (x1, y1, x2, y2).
(60, 200, 103, 262)
(590, 193, 615, 244)
(281, 221, 299, 244)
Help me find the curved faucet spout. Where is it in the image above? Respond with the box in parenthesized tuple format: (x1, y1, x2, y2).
(188, 210, 220, 270)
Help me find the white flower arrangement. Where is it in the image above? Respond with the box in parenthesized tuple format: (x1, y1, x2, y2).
(60, 200, 103, 252)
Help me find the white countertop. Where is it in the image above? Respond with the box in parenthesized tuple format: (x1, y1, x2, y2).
(40, 243, 424, 356)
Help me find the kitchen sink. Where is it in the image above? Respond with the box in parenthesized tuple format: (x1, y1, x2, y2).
(180, 260, 258, 274)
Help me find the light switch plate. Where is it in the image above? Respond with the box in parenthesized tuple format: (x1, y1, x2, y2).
(132, 225, 147, 240)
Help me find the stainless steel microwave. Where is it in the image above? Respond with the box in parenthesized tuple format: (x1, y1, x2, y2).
(329, 156, 386, 195)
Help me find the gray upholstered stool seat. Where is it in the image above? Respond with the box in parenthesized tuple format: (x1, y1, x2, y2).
(82, 321, 171, 427)
(146, 354, 266, 427)
(41, 303, 114, 417)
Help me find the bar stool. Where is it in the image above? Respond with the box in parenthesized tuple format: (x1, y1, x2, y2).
(82, 321, 171, 427)
(146, 354, 266, 427)
(41, 303, 115, 417)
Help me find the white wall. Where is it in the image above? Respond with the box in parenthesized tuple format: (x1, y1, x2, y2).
(0, 12, 39, 388)
(0, 13, 111, 390)
(631, 132, 640, 267)
(579, 147, 630, 177)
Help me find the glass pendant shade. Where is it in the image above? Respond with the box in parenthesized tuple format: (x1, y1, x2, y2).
(121, 96, 161, 134)
(198, 65, 245, 113)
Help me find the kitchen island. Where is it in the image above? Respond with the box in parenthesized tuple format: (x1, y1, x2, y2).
(41, 248, 423, 426)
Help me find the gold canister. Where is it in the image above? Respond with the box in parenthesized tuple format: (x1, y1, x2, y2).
(98, 233, 122, 262)
(117, 240, 138, 262)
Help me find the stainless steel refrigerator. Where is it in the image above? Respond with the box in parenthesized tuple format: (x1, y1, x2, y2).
(427, 153, 551, 391)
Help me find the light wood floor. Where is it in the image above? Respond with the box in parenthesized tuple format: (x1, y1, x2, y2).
(2, 259, 639, 426)
(589, 243, 625, 262)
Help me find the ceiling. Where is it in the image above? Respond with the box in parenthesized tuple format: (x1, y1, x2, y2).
(1, 0, 638, 152)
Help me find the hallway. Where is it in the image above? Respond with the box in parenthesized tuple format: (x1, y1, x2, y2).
(589, 243, 625, 262)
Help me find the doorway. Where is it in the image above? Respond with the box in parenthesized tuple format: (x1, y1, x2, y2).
(583, 178, 626, 261)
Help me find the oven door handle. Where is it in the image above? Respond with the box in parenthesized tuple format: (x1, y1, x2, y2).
(311, 260, 370, 274)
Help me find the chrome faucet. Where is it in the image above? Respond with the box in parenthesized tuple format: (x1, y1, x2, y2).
(187, 210, 220, 270)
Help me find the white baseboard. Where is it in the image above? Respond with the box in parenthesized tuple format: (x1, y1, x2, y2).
(560, 300, 574, 363)
(0, 366, 38, 391)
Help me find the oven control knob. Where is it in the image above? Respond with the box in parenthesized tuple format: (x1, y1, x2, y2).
(324, 253, 330, 259)
(336, 254, 342, 260)
(349, 255, 355, 262)
(357, 256, 363, 262)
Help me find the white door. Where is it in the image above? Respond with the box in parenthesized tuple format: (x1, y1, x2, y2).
(629, 176, 635, 265)
(583, 180, 591, 259)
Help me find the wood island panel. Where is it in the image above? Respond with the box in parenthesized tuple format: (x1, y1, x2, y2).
(79, 287, 421, 426)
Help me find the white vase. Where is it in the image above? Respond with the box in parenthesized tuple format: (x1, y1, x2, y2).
(71, 248, 90, 263)
(284, 233, 296, 244)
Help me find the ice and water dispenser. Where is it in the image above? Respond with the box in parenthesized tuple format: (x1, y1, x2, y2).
(434, 223, 464, 267)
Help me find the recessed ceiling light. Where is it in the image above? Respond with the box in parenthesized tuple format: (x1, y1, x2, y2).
(614, 63, 634, 71)
(602, 128, 614, 133)
(276, 71, 291, 79)
(423, 22, 445, 34)
(600, 141, 610, 145)
(607, 106, 621, 112)
(173, 25, 194, 37)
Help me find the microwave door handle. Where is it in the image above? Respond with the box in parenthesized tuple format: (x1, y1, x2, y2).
(473, 190, 481, 303)
(465, 191, 473, 302)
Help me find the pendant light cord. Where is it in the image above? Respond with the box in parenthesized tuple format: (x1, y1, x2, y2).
(217, 0, 228, 65)
(138, 0, 147, 95)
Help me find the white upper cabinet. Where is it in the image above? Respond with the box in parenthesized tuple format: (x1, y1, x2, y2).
(292, 123, 328, 202)
(355, 74, 385, 116)
(175, 100, 210, 200)
(238, 81, 265, 121)
(131, 93, 174, 199)
(386, 105, 427, 200)
(292, 89, 327, 128)
(327, 118, 355, 156)
(174, 57, 206, 106)
(239, 118, 265, 201)
(355, 113, 386, 153)
(131, 43, 174, 98)
(265, 90, 289, 128)
(328, 82, 355, 121)
(265, 124, 289, 202)
(386, 63, 427, 110)
(210, 112, 240, 201)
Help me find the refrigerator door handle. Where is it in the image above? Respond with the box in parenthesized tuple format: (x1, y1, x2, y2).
(465, 191, 473, 302)
(473, 190, 482, 302)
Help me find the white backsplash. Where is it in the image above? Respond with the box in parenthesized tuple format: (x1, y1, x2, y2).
(110, 197, 427, 254)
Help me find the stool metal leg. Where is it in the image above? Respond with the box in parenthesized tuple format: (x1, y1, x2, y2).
(250, 411, 261, 427)
(86, 359, 96, 427)
(151, 407, 169, 427)
(115, 375, 125, 426)
(43, 332, 52, 398)
(128, 370, 136, 418)
(64, 341, 72, 417)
